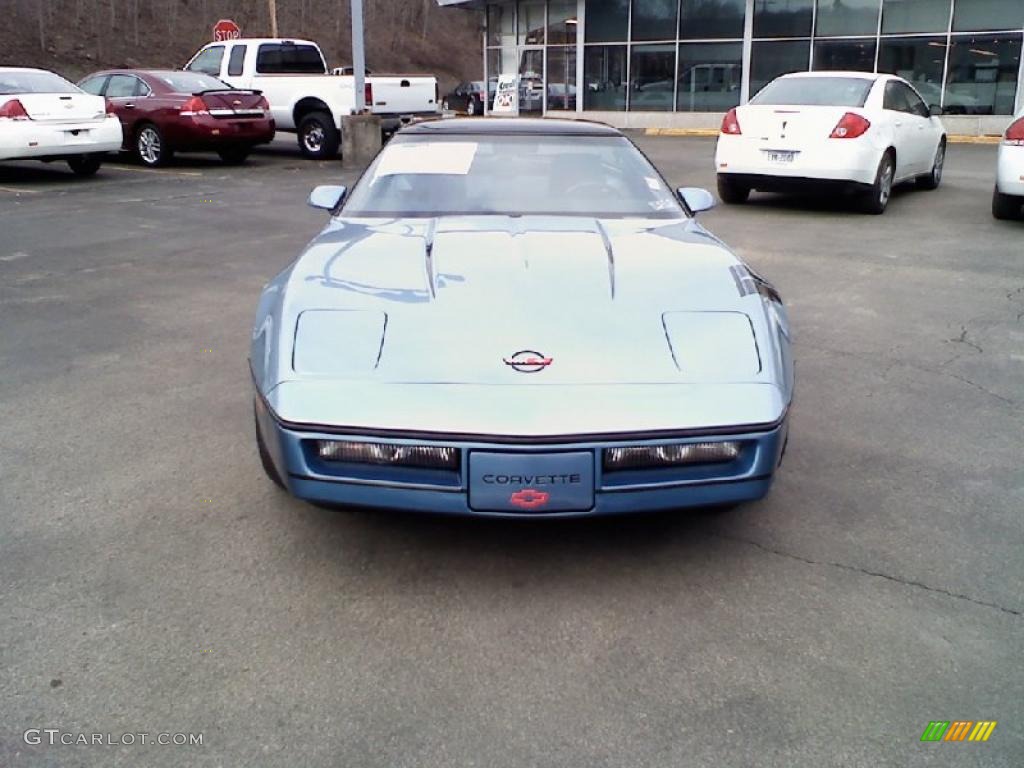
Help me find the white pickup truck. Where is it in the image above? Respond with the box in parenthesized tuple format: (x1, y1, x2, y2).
(183, 38, 438, 159)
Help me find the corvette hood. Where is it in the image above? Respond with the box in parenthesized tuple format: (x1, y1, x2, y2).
(268, 215, 775, 389)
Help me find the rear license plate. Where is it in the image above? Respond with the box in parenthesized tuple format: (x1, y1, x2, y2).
(468, 452, 594, 513)
(64, 130, 91, 144)
(764, 150, 796, 163)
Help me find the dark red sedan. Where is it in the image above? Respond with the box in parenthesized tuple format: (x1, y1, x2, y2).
(78, 69, 275, 166)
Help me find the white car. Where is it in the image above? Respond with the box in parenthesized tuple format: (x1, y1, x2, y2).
(715, 71, 947, 214)
(993, 109, 1024, 220)
(0, 67, 123, 176)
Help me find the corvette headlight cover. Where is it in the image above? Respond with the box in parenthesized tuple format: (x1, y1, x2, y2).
(603, 441, 741, 471)
(316, 440, 459, 470)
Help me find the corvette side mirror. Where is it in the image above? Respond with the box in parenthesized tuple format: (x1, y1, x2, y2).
(678, 187, 716, 214)
(308, 185, 347, 211)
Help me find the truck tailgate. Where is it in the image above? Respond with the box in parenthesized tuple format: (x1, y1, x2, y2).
(367, 76, 437, 115)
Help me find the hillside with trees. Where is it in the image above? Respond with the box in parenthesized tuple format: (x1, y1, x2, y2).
(0, 0, 482, 87)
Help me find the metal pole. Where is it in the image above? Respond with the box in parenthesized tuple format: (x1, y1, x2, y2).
(268, 0, 278, 38)
(352, 0, 367, 113)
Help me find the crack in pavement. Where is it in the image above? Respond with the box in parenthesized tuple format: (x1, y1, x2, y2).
(708, 531, 1022, 618)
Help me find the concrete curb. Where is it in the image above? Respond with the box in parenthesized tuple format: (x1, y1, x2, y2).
(643, 127, 1003, 144)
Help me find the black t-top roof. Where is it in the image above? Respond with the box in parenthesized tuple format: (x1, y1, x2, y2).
(401, 117, 623, 137)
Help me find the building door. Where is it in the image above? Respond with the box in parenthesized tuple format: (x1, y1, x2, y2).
(519, 48, 544, 115)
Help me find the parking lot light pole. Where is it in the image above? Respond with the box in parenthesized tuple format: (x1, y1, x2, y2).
(352, 0, 366, 113)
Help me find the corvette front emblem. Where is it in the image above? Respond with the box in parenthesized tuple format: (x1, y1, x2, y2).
(509, 489, 550, 510)
(503, 350, 553, 373)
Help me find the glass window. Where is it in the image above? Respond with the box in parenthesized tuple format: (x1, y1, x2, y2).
(631, 0, 679, 41)
(812, 38, 877, 72)
(487, 4, 515, 47)
(953, 1, 1024, 33)
(105, 74, 144, 98)
(877, 36, 946, 106)
(883, 79, 913, 111)
(815, 0, 880, 37)
(227, 45, 247, 77)
(548, 1, 578, 44)
(881, 0, 950, 35)
(751, 75, 874, 105)
(753, 0, 813, 38)
(679, 0, 746, 40)
(677, 42, 743, 111)
(547, 47, 578, 110)
(78, 75, 108, 95)
(343, 134, 685, 219)
(750, 40, 811, 96)
(586, 0, 629, 42)
(944, 34, 1022, 115)
(0, 70, 80, 94)
(256, 44, 325, 74)
(186, 46, 224, 76)
(518, 1, 545, 45)
(155, 72, 232, 93)
(584, 45, 628, 110)
(630, 44, 676, 110)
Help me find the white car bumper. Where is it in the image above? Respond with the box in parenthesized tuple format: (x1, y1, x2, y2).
(0, 116, 123, 162)
(715, 134, 881, 187)
(996, 143, 1024, 198)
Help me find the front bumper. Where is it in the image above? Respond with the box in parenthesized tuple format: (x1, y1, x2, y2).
(0, 115, 122, 161)
(715, 134, 880, 187)
(255, 394, 788, 518)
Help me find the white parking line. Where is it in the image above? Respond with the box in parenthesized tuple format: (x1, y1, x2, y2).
(104, 166, 203, 177)
(0, 185, 40, 194)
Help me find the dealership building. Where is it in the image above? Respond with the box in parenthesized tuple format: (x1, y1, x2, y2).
(439, 1, 1023, 133)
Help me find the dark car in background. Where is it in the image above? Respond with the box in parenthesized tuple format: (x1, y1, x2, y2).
(78, 70, 275, 166)
(442, 81, 491, 116)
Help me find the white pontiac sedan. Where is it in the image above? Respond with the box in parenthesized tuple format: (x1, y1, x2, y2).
(715, 71, 947, 214)
(0, 67, 123, 176)
(993, 108, 1024, 220)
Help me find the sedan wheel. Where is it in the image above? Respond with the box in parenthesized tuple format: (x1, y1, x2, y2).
(67, 154, 103, 177)
(136, 124, 170, 167)
(863, 152, 894, 214)
(992, 186, 1022, 220)
(917, 140, 945, 190)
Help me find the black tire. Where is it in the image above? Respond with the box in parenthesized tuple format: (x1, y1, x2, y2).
(67, 154, 103, 177)
(254, 406, 286, 490)
(992, 186, 1021, 220)
(916, 138, 945, 190)
(135, 123, 172, 167)
(218, 146, 252, 165)
(717, 174, 750, 204)
(862, 150, 895, 215)
(297, 110, 340, 160)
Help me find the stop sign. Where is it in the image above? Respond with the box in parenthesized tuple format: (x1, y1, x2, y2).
(213, 19, 241, 42)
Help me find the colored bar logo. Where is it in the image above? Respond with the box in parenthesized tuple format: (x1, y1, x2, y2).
(921, 721, 997, 742)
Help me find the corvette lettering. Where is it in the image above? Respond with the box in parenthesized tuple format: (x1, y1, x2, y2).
(482, 474, 582, 485)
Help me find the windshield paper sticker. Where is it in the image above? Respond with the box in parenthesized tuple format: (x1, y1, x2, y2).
(374, 142, 478, 178)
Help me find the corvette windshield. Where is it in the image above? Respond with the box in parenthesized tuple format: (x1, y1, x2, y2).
(342, 134, 685, 218)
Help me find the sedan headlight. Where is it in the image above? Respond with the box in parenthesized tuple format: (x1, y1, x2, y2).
(603, 441, 741, 471)
(316, 440, 459, 470)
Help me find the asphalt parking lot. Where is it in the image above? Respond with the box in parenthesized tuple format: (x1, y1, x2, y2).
(1, 135, 1022, 767)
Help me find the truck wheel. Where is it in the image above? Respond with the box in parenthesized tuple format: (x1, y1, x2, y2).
(298, 111, 340, 159)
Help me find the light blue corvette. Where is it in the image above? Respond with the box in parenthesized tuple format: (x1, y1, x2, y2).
(251, 118, 793, 517)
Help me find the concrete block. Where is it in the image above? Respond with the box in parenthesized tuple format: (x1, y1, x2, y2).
(341, 114, 383, 169)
